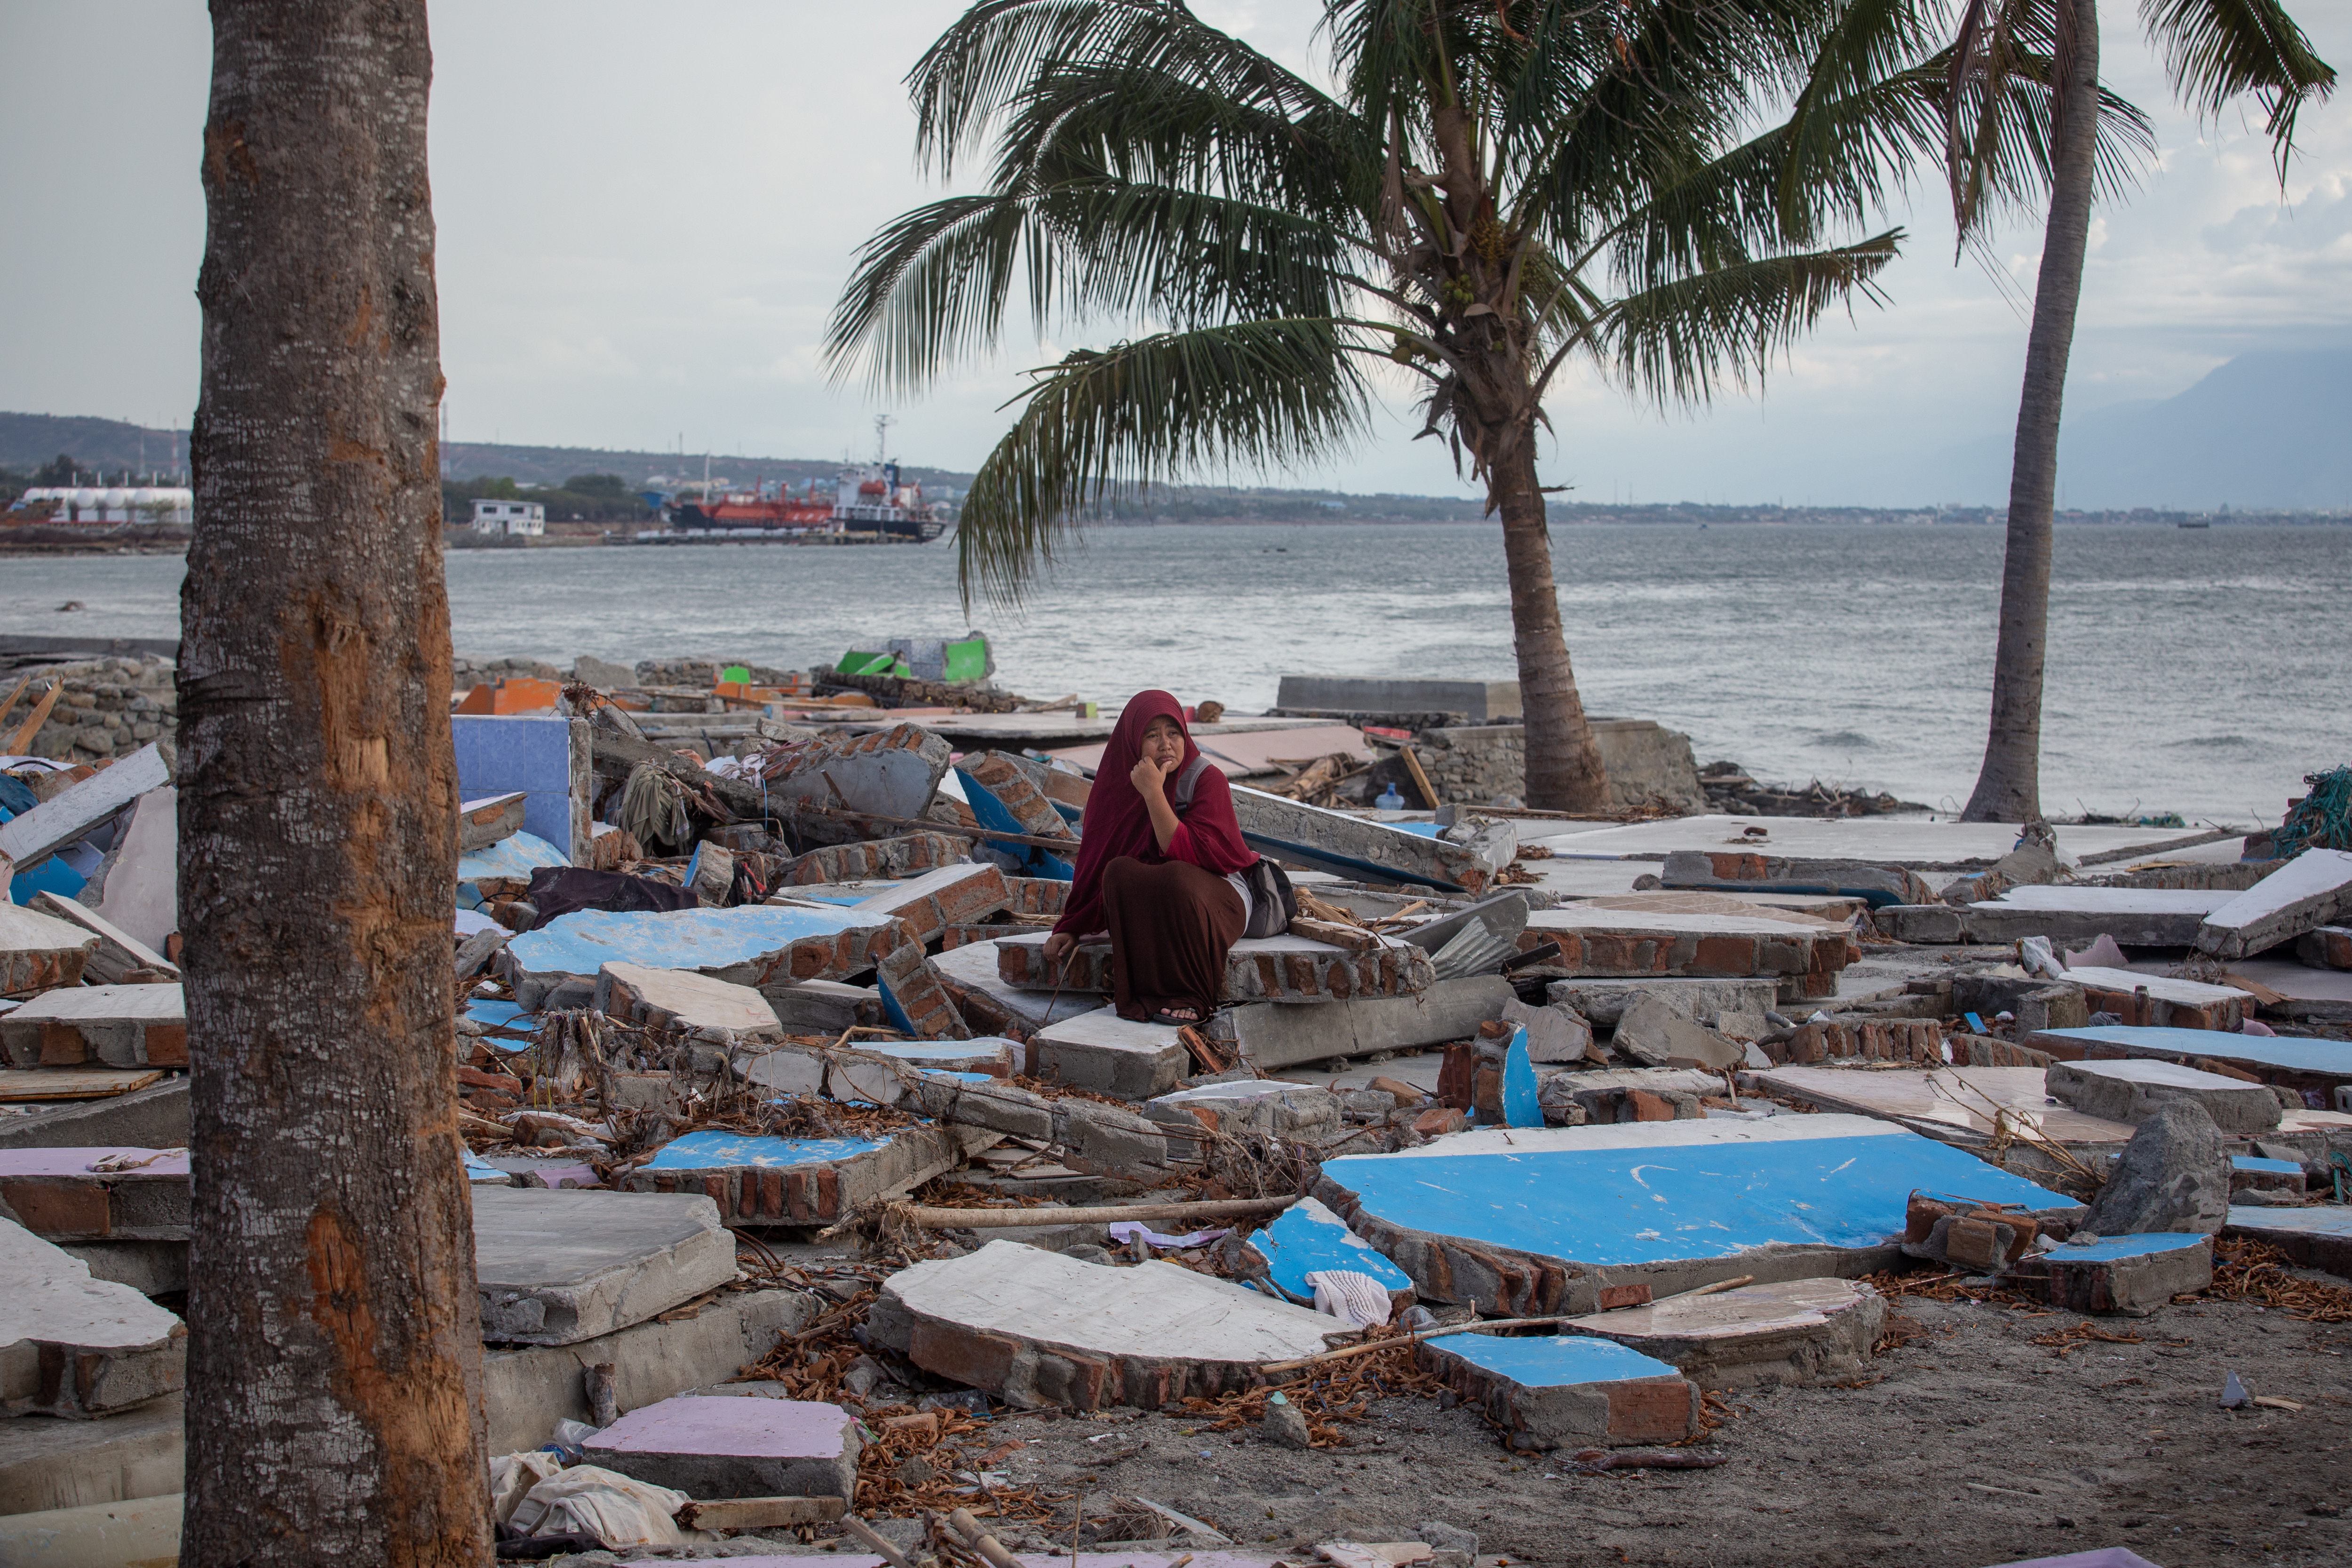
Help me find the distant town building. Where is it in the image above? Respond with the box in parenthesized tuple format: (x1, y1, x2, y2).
(472, 499, 544, 536)
(9, 486, 192, 524)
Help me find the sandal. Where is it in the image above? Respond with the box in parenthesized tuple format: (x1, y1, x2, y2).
(1150, 1005, 1205, 1027)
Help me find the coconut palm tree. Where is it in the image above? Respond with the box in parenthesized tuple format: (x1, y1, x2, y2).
(1949, 0, 2332, 822)
(832, 0, 2096, 810)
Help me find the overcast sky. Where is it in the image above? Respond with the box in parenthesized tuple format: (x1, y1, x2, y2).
(3, 1, 2345, 504)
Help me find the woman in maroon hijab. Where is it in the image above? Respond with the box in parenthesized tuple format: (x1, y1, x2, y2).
(1045, 691, 1259, 1026)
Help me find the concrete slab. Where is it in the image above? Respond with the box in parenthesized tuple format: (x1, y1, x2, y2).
(58, 1239, 187, 1297)
(620, 1125, 991, 1225)
(72, 784, 178, 959)
(2222, 1203, 2352, 1277)
(2055, 966, 2250, 1030)
(1239, 1195, 1414, 1306)
(0, 903, 98, 996)
(849, 862, 1011, 947)
(0, 743, 170, 873)
(867, 1239, 1336, 1409)
(2230, 1154, 2304, 1194)
(765, 723, 953, 847)
(1315, 1116, 2081, 1315)
(456, 828, 571, 894)
(583, 1393, 860, 1502)
(483, 1288, 816, 1455)
(1879, 886, 2237, 947)
(0, 1392, 183, 1513)
(1144, 1080, 1342, 1140)
(875, 941, 974, 1040)
(1032, 1007, 1191, 1098)
(1746, 1066, 2135, 1149)
(0, 1148, 189, 1241)
(1416, 1333, 1697, 1450)
(0, 984, 184, 1070)
(1560, 1276, 1885, 1390)
(758, 978, 885, 1035)
(1, 1215, 185, 1417)
(459, 789, 529, 852)
(1660, 851, 1932, 909)
(2010, 1233, 2213, 1315)
(1231, 785, 1506, 895)
(594, 963, 782, 1046)
(453, 713, 592, 863)
(1210, 976, 1514, 1072)
(471, 1187, 739, 1345)
(996, 929, 1434, 1005)
(1525, 816, 2221, 869)
(1513, 904, 1856, 1000)
(2181, 955, 2352, 1022)
(2197, 848, 2352, 960)
(0, 1078, 187, 1152)
(2300, 926, 2352, 971)
(2045, 1058, 2281, 1134)
(929, 936, 1105, 1035)
(2027, 1025, 2352, 1095)
(781, 832, 970, 887)
(1544, 977, 1780, 1028)
(501, 903, 910, 1009)
(26, 893, 174, 986)
(1276, 675, 1521, 722)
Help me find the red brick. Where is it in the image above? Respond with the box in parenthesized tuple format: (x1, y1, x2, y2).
(1606, 1380, 1698, 1443)
(908, 1322, 1021, 1393)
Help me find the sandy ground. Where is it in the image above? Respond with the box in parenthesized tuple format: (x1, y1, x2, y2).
(569, 1268, 2349, 1568)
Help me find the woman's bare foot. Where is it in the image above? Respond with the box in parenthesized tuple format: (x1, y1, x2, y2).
(1150, 1004, 1204, 1026)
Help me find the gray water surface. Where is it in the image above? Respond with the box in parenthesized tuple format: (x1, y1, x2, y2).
(6, 521, 2344, 825)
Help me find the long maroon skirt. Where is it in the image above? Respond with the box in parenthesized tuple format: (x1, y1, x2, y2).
(1101, 855, 1245, 1022)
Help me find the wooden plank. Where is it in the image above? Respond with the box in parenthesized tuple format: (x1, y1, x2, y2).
(2, 682, 62, 756)
(0, 1067, 164, 1101)
(1400, 744, 1441, 808)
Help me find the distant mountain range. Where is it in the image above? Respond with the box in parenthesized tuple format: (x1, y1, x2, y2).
(1929, 348, 2352, 511)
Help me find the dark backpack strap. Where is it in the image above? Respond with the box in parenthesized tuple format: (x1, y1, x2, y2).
(1169, 753, 1214, 811)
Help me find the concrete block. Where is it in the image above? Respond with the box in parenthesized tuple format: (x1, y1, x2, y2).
(2, 1215, 185, 1417)
(849, 862, 1011, 947)
(583, 1393, 861, 1501)
(915, 1075, 1058, 1142)
(1276, 676, 1520, 723)
(2046, 1058, 2281, 1134)
(2057, 966, 2250, 1030)
(994, 930, 1434, 1005)
(1315, 1116, 2081, 1315)
(2197, 848, 2352, 961)
(2229, 1154, 2304, 1194)
(1145, 1081, 1342, 1140)
(1032, 1008, 1190, 1098)
(0, 985, 184, 1070)
(472, 1187, 739, 1345)
(0, 904, 99, 996)
(2223, 1203, 2352, 1278)
(2009, 1233, 2213, 1316)
(867, 1240, 1335, 1409)
(622, 1125, 989, 1225)
(0, 1393, 183, 1513)
(758, 978, 883, 1034)
(783, 832, 969, 886)
(501, 903, 911, 1010)
(57, 1241, 187, 1297)
(1239, 1195, 1414, 1309)
(24, 895, 174, 988)
(0, 1148, 189, 1241)
(1518, 905, 1857, 1000)
(1054, 1098, 1176, 1177)
(2028, 1024, 2352, 1098)
(1231, 785, 1504, 895)
(1209, 976, 1514, 1072)
(77, 784, 178, 958)
(1660, 851, 1933, 908)
(1545, 978, 1779, 1028)
(1561, 1277, 1885, 1390)
(929, 936, 1104, 1036)
(1500, 997, 1594, 1065)
(594, 963, 782, 1047)
(766, 724, 953, 847)
(453, 714, 592, 863)
(0, 1079, 188, 1153)
(1885, 886, 2239, 947)
(0, 744, 170, 874)
(1610, 997, 1741, 1071)
(1770, 1017, 1950, 1067)
(1417, 1333, 1697, 1450)
(2298, 924, 2352, 970)
(460, 789, 529, 852)
(1540, 1068, 1723, 1127)
(875, 942, 973, 1041)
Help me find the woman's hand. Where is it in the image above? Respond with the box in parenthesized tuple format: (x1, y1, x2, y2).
(1042, 931, 1075, 963)
(1130, 754, 1172, 796)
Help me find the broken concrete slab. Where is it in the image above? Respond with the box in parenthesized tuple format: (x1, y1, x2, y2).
(1560, 1276, 1886, 1390)
(1544, 977, 1780, 1028)
(847, 861, 1010, 948)
(0, 1392, 183, 1513)
(471, 1187, 739, 1345)
(2054, 966, 2250, 1030)
(1239, 1195, 1414, 1308)
(2027, 1024, 2352, 1097)
(1744, 1066, 2134, 1154)
(782, 831, 969, 887)
(994, 930, 1436, 1005)
(1515, 904, 1857, 1000)
(1610, 996, 1741, 1071)
(1207, 976, 1514, 1073)
(2196, 849, 2352, 961)
(2299, 925, 2352, 970)
(1144, 1081, 1343, 1140)
(1538, 1068, 1725, 1128)
(454, 714, 592, 863)
(501, 903, 912, 1009)
(2230, 1154, 2304, 1194)
(2079, 1102, 2230, 1237)
(757, 978, 884, 1035)
(0, 903, 99, 996)
(868, 1239, 1336, 1409)
(1031, 1008, 1191, 1098)
(26, 893, 174, 987)
(875, 942, 973, 1041)
(766, 724, 954, 847)
(0, 1079, 188, 1153)
(2222, 1203, 2352, 1278)
(2009, 1233, 2213, 1316)
(621, 1125, 992, 1225)
(1500, 996, 1595, 1065)
(594, 963, 784, 1046)
(1528, 815, 2221, 869)
(0, 1148, 189, 1241)
(1876, 886, 2238, 947)
(1276, 675, 1521, 722)
(0, 743, 170, 875)
(456, 828, 570, 897)
(1417, 1333, 1697, 1450)
(1660, 851, 1933, 909)
(929, 937, 1104, 1036)
(0, 985, 185, 1070)
(1, 1215, 186, 1417)
(482, 1288, 815, 1456)
(1315, 1116, 2081, 1315)
(58, 1240, 188, 1297)
(2045, 1058, 2282, 1134)
(583, 1393, 861, 1502)
(954, 752, 1078, 877)
(1231, 785, 1504, 894)
(460, 790, 530, 852)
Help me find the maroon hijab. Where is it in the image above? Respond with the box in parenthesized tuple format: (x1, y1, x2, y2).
(1052, 690, 1256, 937)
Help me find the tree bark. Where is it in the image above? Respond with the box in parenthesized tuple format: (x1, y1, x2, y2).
(1961, 0, 2101, 823)
(1491, 437, 1609, 812)
(182, 4, 488, 1564)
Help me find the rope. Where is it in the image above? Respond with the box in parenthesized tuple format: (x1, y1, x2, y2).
(616, 759, 691, 853)
(2273, 765, 2352, 857)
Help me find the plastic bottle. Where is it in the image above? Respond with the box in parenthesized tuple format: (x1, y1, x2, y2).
(1375, 783, 1405, 811)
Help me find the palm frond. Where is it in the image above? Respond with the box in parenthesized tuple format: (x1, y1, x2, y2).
(2140, 0, 2336, 167)
(956, 319, 1372, 607)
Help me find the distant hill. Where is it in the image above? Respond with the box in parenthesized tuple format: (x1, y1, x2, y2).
(1931, 349, 2352, 510)
(0, 413, 189, 479)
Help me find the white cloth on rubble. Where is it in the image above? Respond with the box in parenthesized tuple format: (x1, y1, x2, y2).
(1305, 1268, 1393, 1329)
(487, 1450, 566, 1526)
(507, 1463, 691, 1547)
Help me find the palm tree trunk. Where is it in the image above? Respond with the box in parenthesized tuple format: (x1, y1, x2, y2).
(183, 3, 489, 1563)
(1492, 436, 1610, 812)
(1961, 0, 2101, 823)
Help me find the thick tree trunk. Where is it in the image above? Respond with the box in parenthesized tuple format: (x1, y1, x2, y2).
(1960, 0, 2101, 823)
(182, 4, 487, 1564)
(1491, 438, 1609, 812)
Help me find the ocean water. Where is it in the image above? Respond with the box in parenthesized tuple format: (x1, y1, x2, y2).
(6, 521, 2347, 827)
